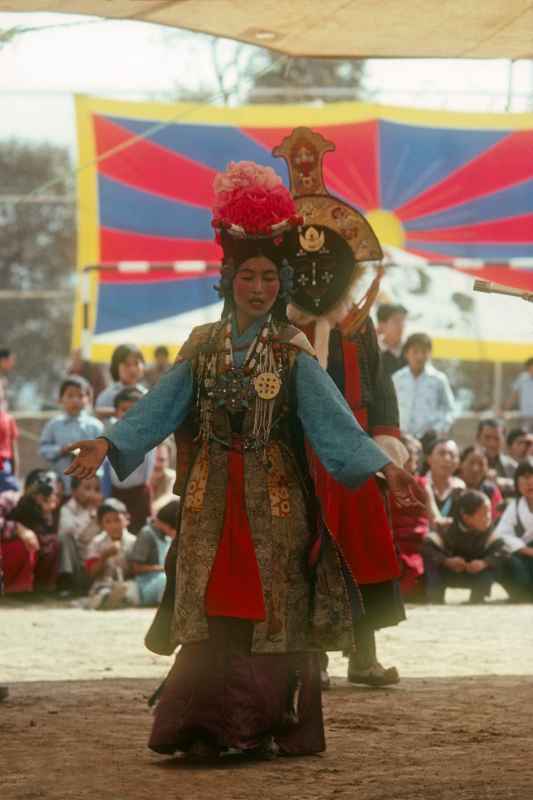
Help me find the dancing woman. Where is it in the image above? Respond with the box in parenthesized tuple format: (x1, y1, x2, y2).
(66, 161, 424, 759)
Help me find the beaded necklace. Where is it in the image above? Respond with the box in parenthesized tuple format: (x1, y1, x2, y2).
(222, 314, 270, 376)
(197, 314, 283, 449)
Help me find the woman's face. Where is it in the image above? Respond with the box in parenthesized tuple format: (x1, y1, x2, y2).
(428, 440, 459, 479)
(232, 257, 280, 321)
(118, 354, 144, 385)
(36, 492, 58, 516)
(460, 450, 488, 488)
(517, 472, 533, 501)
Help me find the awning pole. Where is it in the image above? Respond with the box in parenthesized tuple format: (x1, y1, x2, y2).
(505, 60, 515, 111)
(493, 362, 503, 414)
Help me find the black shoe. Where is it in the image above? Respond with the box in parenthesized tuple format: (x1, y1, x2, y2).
(0, 686, 9, 702)
(185, 740, 221, 761)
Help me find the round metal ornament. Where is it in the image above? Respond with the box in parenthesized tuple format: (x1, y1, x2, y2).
(253, 372, 282, 400)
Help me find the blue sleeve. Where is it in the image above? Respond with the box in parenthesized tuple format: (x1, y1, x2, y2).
(105, 361, 194, 480)
(95, 386, 112, 409)
(295, 352, 390, 488)
(39, 419, 61, 462)
(100, 458, 113, 498)
(90, 418, 105, 437)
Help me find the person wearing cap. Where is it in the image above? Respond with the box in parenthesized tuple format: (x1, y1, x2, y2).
(275, 127, 413, 689)
(376, 303, 408, 379)
(64, 160, 425, 760)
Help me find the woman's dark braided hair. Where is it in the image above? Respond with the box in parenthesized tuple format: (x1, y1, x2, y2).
(216, 229, 294, 323)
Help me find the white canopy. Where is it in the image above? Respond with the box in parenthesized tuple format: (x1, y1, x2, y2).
(1, 1, 532, 59)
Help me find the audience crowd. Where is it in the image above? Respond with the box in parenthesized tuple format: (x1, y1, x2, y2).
(1, 319, 533, 611)
(0, 344, 178, 609)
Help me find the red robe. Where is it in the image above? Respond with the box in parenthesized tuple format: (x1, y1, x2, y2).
(303, 321, 401, 586)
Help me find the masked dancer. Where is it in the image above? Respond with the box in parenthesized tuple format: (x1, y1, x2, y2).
(66, 160, 423, 759)
(274, 128, 409, 687)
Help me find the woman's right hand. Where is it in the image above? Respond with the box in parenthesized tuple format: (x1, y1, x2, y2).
(17, 525, 40, 553)
(64, 437, 109, 480)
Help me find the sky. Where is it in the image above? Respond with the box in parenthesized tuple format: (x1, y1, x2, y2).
(0, 11, 532, 159)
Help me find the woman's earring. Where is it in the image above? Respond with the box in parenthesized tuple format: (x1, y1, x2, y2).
(215, 262, 236, 298)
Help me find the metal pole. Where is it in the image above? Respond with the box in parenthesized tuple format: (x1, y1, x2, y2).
(0, 195, 73, 204)
(493, 362, 504, 414)
(80, 269, 92, 360)
(0, 290, 72, 299)
(493, 59, 516, 410)
(505, 60, 515, 112)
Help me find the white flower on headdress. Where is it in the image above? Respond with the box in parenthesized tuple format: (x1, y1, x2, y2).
(213, 161, 282, 196)
(212, 161, 298, 236)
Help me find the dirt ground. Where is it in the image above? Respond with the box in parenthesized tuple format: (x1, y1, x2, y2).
(1, 588, 532, 800)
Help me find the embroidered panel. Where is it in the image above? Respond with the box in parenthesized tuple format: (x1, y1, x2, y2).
(265, 441, 291, 519)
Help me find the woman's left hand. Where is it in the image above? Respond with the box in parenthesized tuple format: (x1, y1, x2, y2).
(383, 463, 427, 513)
(64, 437, 109, 479)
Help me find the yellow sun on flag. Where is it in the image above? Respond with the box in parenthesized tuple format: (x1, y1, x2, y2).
(366, 209, 406, 250)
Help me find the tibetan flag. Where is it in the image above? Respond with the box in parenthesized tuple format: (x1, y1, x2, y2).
(75, 96, 533, 362)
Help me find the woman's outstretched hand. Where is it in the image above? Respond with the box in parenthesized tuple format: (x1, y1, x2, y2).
(64, 437, 109, 480)
(382, 463, 427, 514)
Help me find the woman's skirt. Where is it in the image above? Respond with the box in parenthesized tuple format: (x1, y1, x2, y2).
(149, 617, 325, 757)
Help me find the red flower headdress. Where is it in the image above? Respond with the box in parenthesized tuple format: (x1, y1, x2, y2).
(212, 161, 301, 241)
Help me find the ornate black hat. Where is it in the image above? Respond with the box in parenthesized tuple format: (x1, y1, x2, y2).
(273, 128, 383, 317)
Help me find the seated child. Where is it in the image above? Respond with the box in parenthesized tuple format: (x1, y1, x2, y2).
(57, 475, 102, 595)
(8, 480, 60, 593)
(495, 461, 533, 601)
(128, 499, 179, 606)
(85, 498, 136, 610)
(0, 489, 37, 595)
(39, 376, 103, 496)
(106, 387, 155, 534)
(422, 490, 508, 604)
